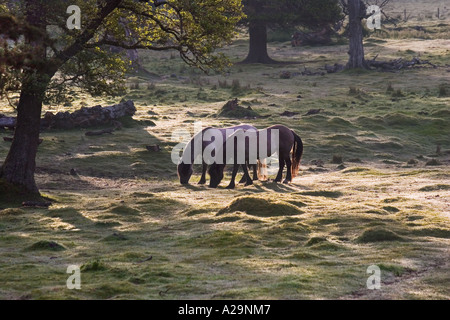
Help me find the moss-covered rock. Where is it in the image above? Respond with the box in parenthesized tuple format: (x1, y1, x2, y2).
(217, 99, 260, 118)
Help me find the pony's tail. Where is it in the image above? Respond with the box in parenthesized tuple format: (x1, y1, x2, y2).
(257, 158, 268, 181)
(291, 130, 303, 178)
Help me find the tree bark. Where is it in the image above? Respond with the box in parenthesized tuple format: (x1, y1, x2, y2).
(0, 76, 50, 194)
(346, 0, 368, 69)
(241, 22, 277, 64)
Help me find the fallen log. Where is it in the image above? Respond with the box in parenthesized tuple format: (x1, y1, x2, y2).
(0, 101, 136, 131)
(367, 56, 437, 71)
(22, 201, 52, 208)
(41, 100, 136, 129)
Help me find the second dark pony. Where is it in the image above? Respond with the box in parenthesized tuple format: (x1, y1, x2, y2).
(208, 125, 303, 188)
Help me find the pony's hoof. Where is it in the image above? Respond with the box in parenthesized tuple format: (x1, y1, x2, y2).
(283, 179, 290, 184)
(198, 180, 206, 185)
(245, 181, 254, 187)
(273, 179, 281, 183)
(226, 185, 235, 189)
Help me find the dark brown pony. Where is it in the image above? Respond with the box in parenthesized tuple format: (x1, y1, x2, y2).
(208, 125, 303, 188)
(177, 125, 258, 184)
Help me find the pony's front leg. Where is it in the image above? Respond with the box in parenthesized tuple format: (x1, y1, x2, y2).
(226, 164, 240, 189)
(238, 163, 248, 184)
(242, 164, 253, 186)
(198, 161, 207, 185)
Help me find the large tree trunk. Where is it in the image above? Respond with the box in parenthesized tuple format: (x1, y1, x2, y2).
(0, 76, 49, 194)
(0, 0, 51, 194)
(241, 22, 277, 64)
(347, 0, 368, 69)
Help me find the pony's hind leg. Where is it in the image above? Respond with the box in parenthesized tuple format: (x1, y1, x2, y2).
(283, 157, 292, 184)
(274, 158, 285, 183)
(198, 161, 207, 185)
(251, 164, 258, 181)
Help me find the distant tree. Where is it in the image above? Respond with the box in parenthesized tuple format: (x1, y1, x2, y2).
(0, 0, 244, 195)
(345, 0, 368, 68)
(341, 0, 390, 69)
(241, 0, 343, 64)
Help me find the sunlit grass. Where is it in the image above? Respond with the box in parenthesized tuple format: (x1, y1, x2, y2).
(0, 15, 449, 299)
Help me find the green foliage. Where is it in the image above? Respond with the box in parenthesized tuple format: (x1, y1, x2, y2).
(242, 0, 343, 29)
(0, 0, 245, 105)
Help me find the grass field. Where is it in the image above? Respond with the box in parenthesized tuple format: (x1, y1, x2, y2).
(0, 4, 449, 299)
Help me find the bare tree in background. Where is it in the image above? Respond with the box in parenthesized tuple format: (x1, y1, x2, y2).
(341, 0, 390, 69)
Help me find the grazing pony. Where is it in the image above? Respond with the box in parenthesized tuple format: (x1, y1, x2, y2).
(177, 125, 258, 185)
(208, 125, 303, 188)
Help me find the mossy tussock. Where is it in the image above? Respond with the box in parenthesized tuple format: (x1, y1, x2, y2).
(218, 196, 304, 217)
(26, 240, 66, 252)
(342, 167, 370, 174)
(378, 263, 411, 277)
(418, 184, 450, 192)
(409, 228, 450, 239)
(191, 230, 258, 249)
(81, 259, 108, 272)
(109, 205, 140, 216)
(0, 208, 26, 217)
(102, 232, 128, 242)
(356, 228, 405, 243)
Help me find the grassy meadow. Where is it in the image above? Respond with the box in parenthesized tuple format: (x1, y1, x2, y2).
(0, 2, 449, 299)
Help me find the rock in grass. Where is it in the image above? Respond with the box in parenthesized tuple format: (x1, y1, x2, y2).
(331, 155, 343, 164)
(425, 159, 441, 166)
(217, 99, 260, 119)
(356, 228, 404, 243)
(27, 240, 66, 251)
(218, 196, 303, 217)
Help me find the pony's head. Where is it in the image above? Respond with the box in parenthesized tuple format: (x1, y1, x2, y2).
(177, 162, 193, 185)
(208, 163, 225, 188)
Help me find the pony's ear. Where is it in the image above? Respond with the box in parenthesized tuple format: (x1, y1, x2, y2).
(228, 129, 244, 139)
